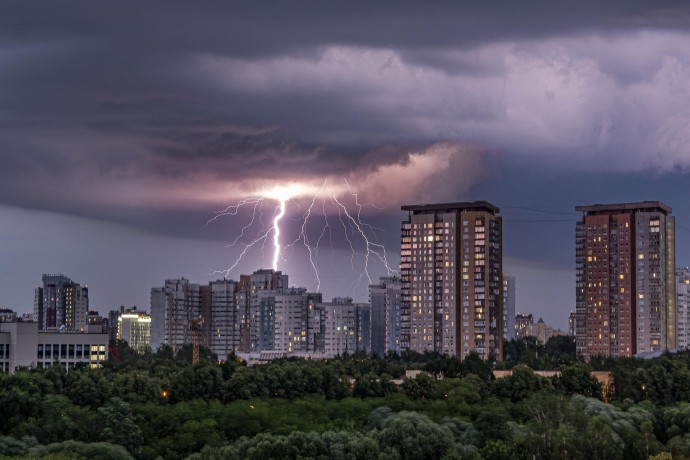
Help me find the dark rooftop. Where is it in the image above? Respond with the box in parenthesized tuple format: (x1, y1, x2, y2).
(576, 201, 671, 215)
(401, 201, 499, 214)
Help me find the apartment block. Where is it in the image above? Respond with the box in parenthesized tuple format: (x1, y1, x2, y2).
(369, 276, 403, 356)
(576, 202, 675, 358)
(502, 274, 516, 341)
(400, 201, 503, 360)
(34, 274, 89, 332)
(515, 313, 533, 339)
(117, 311, 152, 353)
(677, 268, 690, 349)
(320, 297, 371, 356)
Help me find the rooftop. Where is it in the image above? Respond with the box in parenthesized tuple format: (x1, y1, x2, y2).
(401, 201, 499, 214)
(576, 201, 671, 215)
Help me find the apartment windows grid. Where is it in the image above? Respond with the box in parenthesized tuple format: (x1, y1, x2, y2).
(575, 202, 675, 359)
(400, 201, 503, 361)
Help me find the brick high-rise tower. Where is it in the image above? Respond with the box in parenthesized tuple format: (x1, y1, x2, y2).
(576, 202, 675, 359)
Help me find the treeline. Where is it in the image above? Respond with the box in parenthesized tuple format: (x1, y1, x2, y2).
(1, 338, 690, 459)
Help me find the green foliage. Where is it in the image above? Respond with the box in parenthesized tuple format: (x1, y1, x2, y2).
(97, 398, 143, 456)
(555, 363, 602, 398)
(28, 440, 133, 460)
(3, 344, 690, 459)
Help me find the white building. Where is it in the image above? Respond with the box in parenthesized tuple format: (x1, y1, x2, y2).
(677, 268, 690, 349)
(273, 288, 322, 353)
(321, 297, 371, 357)
(0, 322, 108, 373)
(117, 312, 151, 353)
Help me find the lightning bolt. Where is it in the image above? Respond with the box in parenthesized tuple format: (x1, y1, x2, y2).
(272, 198, 287, 271)
(209, 180, 398, 296)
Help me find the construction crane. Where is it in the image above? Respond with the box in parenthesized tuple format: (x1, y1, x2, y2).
(173, 316, 205, 364)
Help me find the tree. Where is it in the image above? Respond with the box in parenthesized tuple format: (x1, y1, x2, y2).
(401, 372, 436, 400)
(375, 411, 454, 460)
(555, 364, 602, 398)
(97, 397, 143, 456)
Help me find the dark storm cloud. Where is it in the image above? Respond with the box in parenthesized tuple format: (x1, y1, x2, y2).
(1, 1, 690, 237)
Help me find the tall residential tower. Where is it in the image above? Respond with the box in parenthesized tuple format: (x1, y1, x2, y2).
(400, 201, 503, 360)
(575, 202, 675, 358)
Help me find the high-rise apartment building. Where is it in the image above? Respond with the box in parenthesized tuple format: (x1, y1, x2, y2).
(150, 270, 299, 359)
(34, 274, 89, 332)
(118, 311, 152, 353)
(401, 202, 503, 360)
(502, 274, 516, 341)
(676, 268, 690, 349)
(568, 312, 577, 337)
(515, 313, 533, 339)
(576, 202, 675, 358)
(369, 276, 403, 356)
(273, 288, 322, 353)
(320, 297, 371, 356)
(208, 279, 237, 358)
(150, 278, 202, 351)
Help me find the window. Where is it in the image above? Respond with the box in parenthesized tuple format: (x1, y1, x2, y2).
(37, 344, 44, 359)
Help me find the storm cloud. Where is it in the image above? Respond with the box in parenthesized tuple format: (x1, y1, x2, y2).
(2, 2, 690, 324)
(2, 1, 690, 229)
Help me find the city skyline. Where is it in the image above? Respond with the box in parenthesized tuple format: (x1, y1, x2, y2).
(3, 2, 690, 329)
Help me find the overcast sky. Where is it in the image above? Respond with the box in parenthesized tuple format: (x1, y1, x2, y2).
(2, 1, 690, 328)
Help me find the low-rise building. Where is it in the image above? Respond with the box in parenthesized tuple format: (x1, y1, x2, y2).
(0, 322, 108, 373)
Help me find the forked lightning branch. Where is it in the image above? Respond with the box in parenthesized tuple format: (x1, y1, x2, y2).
(206, 180, 397, 292)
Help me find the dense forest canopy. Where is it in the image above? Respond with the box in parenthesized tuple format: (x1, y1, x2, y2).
(1, 336, 690, 459)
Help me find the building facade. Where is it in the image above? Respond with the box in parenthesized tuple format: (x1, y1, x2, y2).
(576, 202, 675, 359)
(502, 274, 516, 341)
(150, 270, 307, 359)
(34, 274, 89, 332)
(568, 312, 577, 337)
(525, 318, 567, 344)
(369, 276, 403, 356)
(0, 321, 108, 373)
(0, 308, 17, 323)
(320, 297, 371, 356)
(118, 311, 152, 353)
(401, 201, 503, 360)
(515, 313, 533, 339)
(677, 268, 690, 349)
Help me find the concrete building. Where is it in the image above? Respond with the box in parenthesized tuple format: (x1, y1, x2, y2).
(677, 268, 690, 349)
(502, 274, 516, 341)
(515, 313, 533, 340)
(0, 322, 108, 373)
(149, 278, 202, 351)
(117, 311, 151, 353)
(576, 202, 675, 358)
(34, 274, 89, 332)
(87, 310, 108, 334)
(320, 297, 371, 356)
(208, 279, 237, 359)
(273, 288, 322, 353)
(525, 318, 567, 344)
(369, 276, 403, 356)
(568, 312, 577, 337)
(150, 270, 292, 358)
(0, 308, 17, 323)
(401, 201, 503, 360)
